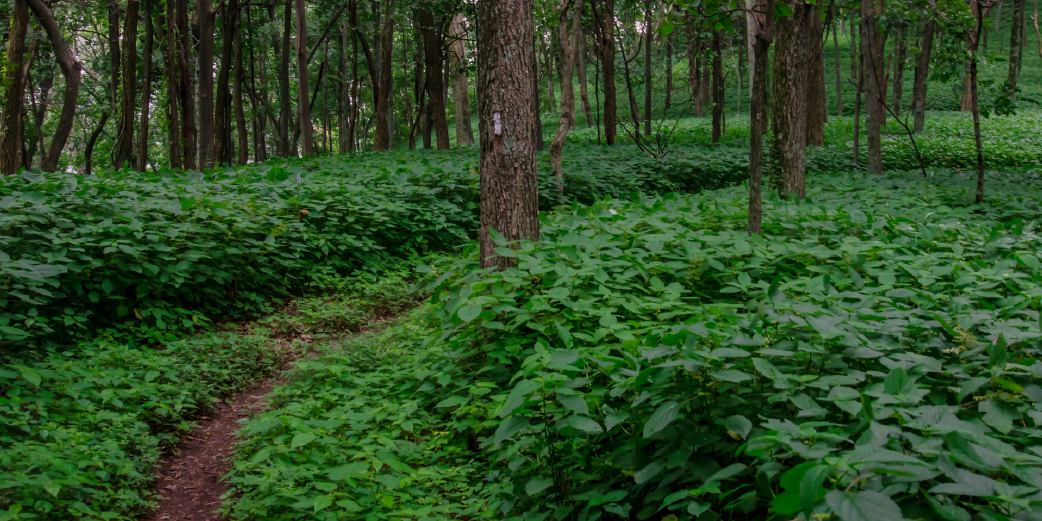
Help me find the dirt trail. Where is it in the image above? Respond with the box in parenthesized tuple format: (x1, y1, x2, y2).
(144, 377, 276, 521)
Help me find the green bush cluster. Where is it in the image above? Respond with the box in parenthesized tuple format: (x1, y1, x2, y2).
(0, 333, 286, 519)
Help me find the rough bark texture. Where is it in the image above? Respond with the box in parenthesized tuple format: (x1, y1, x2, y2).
(233, 10, 248, 164)
(198, 0, 216, 167)
(278, 2, 292, 155)
(477, 0, 539, 270)
(177, 0, 197, 169)
(770, 1, 812, 198)
(214, 0, 237, 165)
(748, 0, 774, 235)
(806, 8, 826, 147)
(686, 26, 702, 117)
(373, 0, 394, 151)
(578, 36, 594, 126)
(136, 0, 154, 171)
(165, 0, 182, 168)
(1007, 0, 1025, 100)
(296, 0, 314, 156)
(711, 30, 723, 143)
(861, 0, 884, 175)
(419, 9, 450, 149)
(113, 0, 139, 169)
(592, 0, 617, 145)
(550, 0, 581, 192)
(912, 19, 934, 132)
(0, 0, 30, 176)
(891, 24, 906, 116)
(27, 0, 83, 172)
(1033, 0, 1042, 62)
(448, 14, 474, 146)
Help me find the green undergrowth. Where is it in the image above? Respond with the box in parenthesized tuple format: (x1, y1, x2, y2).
(230, 168, 1042, 521)
(0, 333, 289, 520)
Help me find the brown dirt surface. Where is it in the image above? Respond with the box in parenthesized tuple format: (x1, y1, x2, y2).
(143, 377, 276, 521)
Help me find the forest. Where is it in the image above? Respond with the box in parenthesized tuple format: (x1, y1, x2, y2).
(2, 0, 1042, 517)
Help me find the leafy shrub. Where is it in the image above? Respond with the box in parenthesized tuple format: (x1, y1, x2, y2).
(0, 333, 287, 519)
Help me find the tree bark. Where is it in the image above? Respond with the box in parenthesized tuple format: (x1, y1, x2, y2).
(214, 0, 237, 165)
(664, 34, 673, 111)
(711, 30, 723, 143)
(477, 0, 539, 269)
(373, 0, 394, 151)
(592, 0, 617, 145)
(85, 113, 111, 176)
(27, 0, 83, 172)
(0, 0, 30, 176)
(911, 19, 934, 132)
(833, 17, 843, 117)
(419, 9, 450, 149)
(806, 7, 826, 147)
(748, 0, 775, 235)
(968, 0, 986, 202)
(113, 0, 139, 169)
(578, 36, 594, 126)
(1033, 0, 1042, 62)
(890, 24, 906, 116)
(178, 0, 197, 169)
(771, 1, 812, 198)
(296, 0, 314, 156)
(861, 0, 884, 175)
(233, 8, 248, 164)
(448, 14, 474, 145)
(165, 0, 182, 168)
(1007, 0, 1025, 100)
(278, 2, 292, 155)
(643, 0, 652, 135)
(198, 0, 216, 167)
(550, 0, 581, 193)
(686, 26, 703, 117)
(136, 0, 154, 171)
(108, 0, 121, 110)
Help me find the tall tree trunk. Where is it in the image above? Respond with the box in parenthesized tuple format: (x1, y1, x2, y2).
(113, 0, 139, 169)
(348, 24, 359, 151)
(278, 2, 292, 156)
(833, 17, 843, 117)
(198, 0, 216, 167)
(862, 0, 884, 175)
(1007, 0, 1025, 100)
(136, 0, 154, 171)
(771, 1, 813, 198)
(806, 7, 826, 147)
(1033, 0, 1042, 62)
(373, 0, 394, 151)
(108, 0, 121, 109)
(686, 26, 702, 117)
(233, 8, 248, 164)
(419, 9, 450, 149)
(643, 0, 652, 135)
(296, 0, 314, 156)
(28, 55, 54, 170)
(165, 0, 182, 168)
(533, 36, 544, 151)
(746, 0, 757, 95)
(339, 23, 349, 152)
(0, 0, 30, 176)
(892, 24, 906, 116)
(178, 0, 197, 169)
(578, 36, 594, 126)
(592, 0, 617, 145)
(664, 34, 673, 111)
(545, 45, 557, 115)
(477, 0, 539, 269)
(85, 113, 111, 176)
(550, 0, 581, 193)
(911, 19, 933, 132)
(28, 0, 82, 172)
(214, 0, 237, 165)
(749, 0, 775, 235)
(248, 6, 269, 161)
(853, 37, 863, 165)
(448, 14, 474, 145)
(711, 30, 723, 143)
(968, 0, 986, 202)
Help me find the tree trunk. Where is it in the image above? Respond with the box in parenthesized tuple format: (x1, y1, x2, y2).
(711, 30, 723, 143)
(373, 0, 394, 151)
(771, 1, 812, 198)
(214, 0, 237, 165)
(233, 8, 248, 164)
(806, 7, 826, 147)
(419, 9, 450, 149)
(833, 18, 843, 117)
(178, 0, 197, 169)
(592, 0, 617, 145)
(550, 0, 581, 193)
(27, 0, 83, 172)
(749, 0, 775, 235)
(853, 39, 863, 165)
(165, 0, 182, 168)
(108, 0, 121, 109)
(664, 34, 673, 111)
(448, 14, 474, 146)
(113, 0, 139, 169)
(349, 25, 359, 151)
(892, 24, 907, 116)
(911, 19, 934, 132)
(477, 0, 539, 269)
(1033, 0, 1042, 62)
(746, 0, 757, 96)
(533, 37, 544, 151)
(248, 6, 269, 161)
(0, 0, 30, 176)
(198, 0, 216, 167)
(296, 0, 314, 156)
(278, 1, 292, 155)
(136, 0, 154, 171)
(1007, 0, 1025, 100)
(85, 113, 111, 176)
(545, 45, 557, 115)
(968, 0, 986, 202)
(339, 23, 348, 152)
(578, 36, 594, 126)
(686, 26, 703, 117)
(28, 53, 54, 170)
(862, 0, 884, 175)
(643, 0, 652, 135)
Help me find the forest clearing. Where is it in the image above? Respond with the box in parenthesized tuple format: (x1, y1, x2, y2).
(2, 0, 1042, 519)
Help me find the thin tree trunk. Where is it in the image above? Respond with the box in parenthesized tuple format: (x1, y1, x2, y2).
(177, 0, 197, 169)
(85, 113, 110, 176)
(771, 2, 812, 198)
(546, 45, 557, 115)
(711, 29, 723, 143)
(349, 25, 359, 151)
(28, 56, 54, 170)
(278, 2, 292, 155)
(891, 24, 907, 116)
(419, 9, 450, 149)
(323, 42, 331, 153)
(198, 0, 216, 167)
(968, 0, 986, 202)
(748, 0, 775, 235)
(448, 14, 474, 145)
(806, 6, 826, 147)
(862, 0, 884, 175)
(533, 36, 544, 151)
(214, 0, 237, 165)
(1007, 0, 1025, 100)
(233, 8, 248, 164)
(550, 0, 581, 194)
(338, 23, 348, 152)
(578, 36, 594, 126)
(108, 0, 121, 110)
(296, 0, 314, 156)
(853, 42, 863, 165)
(0, 0, 30, 176)
(136, 0, 154, 171)
(592, 0, 617, 145)
(477, 0, 539, 269)
(1032, 0, 1042, 61)
(373, 0, 394, 151)
(746, 0, 757, 95)
(643, 0, 652, 135)
(113, 0, 139, 169)
(27, 0, 82, 172)
(165, 0, 182, 168)
(664, 34, 673, 111)
(833, 17, 843, 117)
(686, 26, 703, 117)
(912, 19, 934, 132)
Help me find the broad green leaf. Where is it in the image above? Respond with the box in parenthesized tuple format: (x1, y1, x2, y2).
(498, 380, 542, 418)
(328, 462, 369, 481)
(290, 432, 316, 449)
(824, 490, 903, 521)
(526, 476, 554, 495)
(643, 401, 680, 438)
